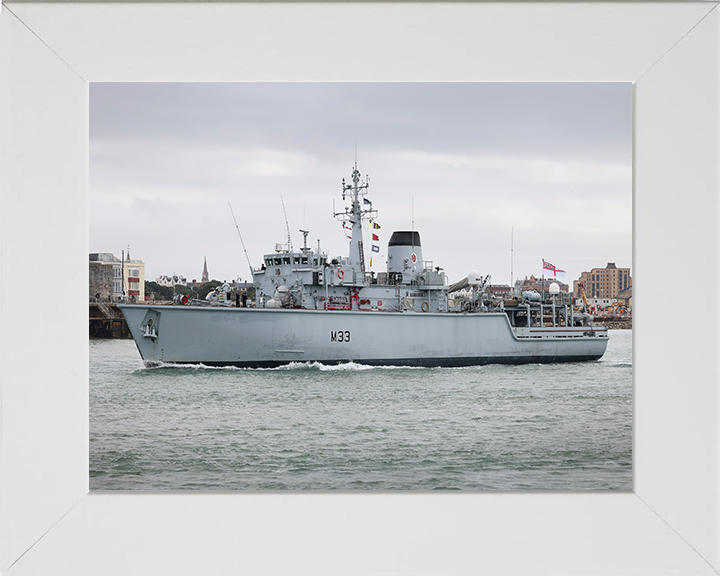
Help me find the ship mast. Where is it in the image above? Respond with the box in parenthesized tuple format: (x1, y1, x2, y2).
(335, 163, 377, 274)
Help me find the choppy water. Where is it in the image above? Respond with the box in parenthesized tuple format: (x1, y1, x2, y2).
(90, 330, 632, 490)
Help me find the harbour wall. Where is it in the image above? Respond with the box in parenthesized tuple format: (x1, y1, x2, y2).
(595, 318, 632, 330)
(89, 303, 132, 339)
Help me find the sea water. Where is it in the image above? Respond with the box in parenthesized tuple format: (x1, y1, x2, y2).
(90, 330, 632, 490)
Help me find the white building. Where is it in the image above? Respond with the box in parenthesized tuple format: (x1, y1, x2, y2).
(156, 274, 188, 288)
(449, 287, 473, 308)
(124, 259, 146, 301)
(587, 297, 618, 311)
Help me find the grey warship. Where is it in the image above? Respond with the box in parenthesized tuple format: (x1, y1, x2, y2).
(119, 164, 608, 367)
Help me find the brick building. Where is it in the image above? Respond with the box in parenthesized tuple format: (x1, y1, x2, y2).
(489, 284, 511, 298)
(514, 275, 570, 294)
(573, 263, 632, 299)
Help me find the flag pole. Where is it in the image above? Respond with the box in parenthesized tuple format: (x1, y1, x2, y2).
(511, 227, 514, 294)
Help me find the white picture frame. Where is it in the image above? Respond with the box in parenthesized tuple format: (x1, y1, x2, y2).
(1, 2, 718, 574)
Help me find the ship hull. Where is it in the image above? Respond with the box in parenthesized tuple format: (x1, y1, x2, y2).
(119, 305, 608, 367)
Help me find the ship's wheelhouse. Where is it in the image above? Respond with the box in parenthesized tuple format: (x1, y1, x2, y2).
(263, 254, 327, 268)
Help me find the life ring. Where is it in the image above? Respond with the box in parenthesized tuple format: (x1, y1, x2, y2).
(338, 269, 345, 279)
(276, 269, 280, 275)
(421, 301, 429, 312)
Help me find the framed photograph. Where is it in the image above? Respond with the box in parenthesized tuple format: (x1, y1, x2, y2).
(88, 80, 633, 493)
(1, 2, 718, 574)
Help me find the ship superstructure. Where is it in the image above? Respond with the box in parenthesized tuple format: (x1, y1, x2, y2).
(120, 163, 608, 367)
(253, 166, 447, 315)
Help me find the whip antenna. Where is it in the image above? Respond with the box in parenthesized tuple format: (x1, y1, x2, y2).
(281, 196, 293, 252)
(229, 202, 254, 279)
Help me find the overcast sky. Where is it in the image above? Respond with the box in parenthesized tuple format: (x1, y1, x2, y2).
(90, 83, 631, 288)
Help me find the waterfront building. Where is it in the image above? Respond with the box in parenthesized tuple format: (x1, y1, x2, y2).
(514, 275, 570, 295)
(89, 261, 113, 302)
(449, 287, 473, 308)
(617, 286, 633, 310)
(573, 263, 631, 300)
(89, 252, 146, 302)
(89, 253, 123, 301)
(157, 274, 188, 288)
(124, 255, 146, 302)
(489, 284, 511, 298)
(588, 297, 618, 310)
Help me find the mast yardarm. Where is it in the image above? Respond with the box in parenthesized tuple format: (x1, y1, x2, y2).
(335, 164, 377, 274)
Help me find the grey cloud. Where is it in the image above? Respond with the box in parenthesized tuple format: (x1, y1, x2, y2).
(90, 82, 631, 284)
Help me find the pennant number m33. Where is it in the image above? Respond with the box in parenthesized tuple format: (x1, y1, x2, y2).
(331, 330, 351, 343)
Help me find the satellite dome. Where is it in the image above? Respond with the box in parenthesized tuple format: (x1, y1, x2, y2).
(467, 270, 483, 285)
(549, 282, 560, 295)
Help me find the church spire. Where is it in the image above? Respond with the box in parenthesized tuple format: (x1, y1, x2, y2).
(202, 256, 209, 283)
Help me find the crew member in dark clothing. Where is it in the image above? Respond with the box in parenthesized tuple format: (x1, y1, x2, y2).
(242, 291, 248, 307)
(235, 291, 240, 307)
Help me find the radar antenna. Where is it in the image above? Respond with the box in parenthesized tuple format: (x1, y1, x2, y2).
(299, 229, 311, 253)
